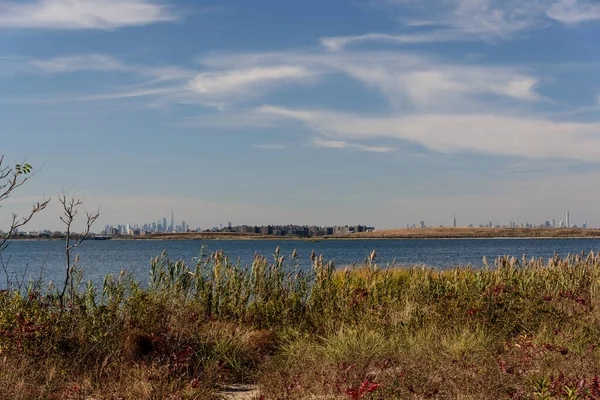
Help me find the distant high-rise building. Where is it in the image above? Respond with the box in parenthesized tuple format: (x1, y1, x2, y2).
(583, 222, 587, 229)
(420, 221, 425, 229)
(452, 215, 456, 228)
(170, 210, 175, 232)
(163, 217, 167, 233)
(552, 219, 556, 228)
(566, 210, 570, 228)
(182, 221, 186, 232)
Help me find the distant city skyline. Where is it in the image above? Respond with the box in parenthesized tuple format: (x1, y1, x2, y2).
(7, 206, 596, 235)
(2, 0, 600, 232)
(98, 207, 593, 234)
(410, 210, 588, 230)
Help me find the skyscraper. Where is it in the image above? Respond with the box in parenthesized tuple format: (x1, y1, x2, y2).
(163, 217, 167, 233)
(566, 210, 570, 229)
(452, 215, 456, 228)
(170, 210, 174, 232)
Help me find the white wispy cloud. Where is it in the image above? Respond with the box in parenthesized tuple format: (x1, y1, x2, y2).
(2, 25, 588, 162)
(43, 87, 182, 103)
(311, 138, 395, 153)
(33, 49, 523, 112)
(200, 51, 542, 108)
(186, 66, 315, 97)
(29, 54, 126, 73)
(378, 0, 600, 41)
(383, 0, 600, 37)
(258, 105, 600, 162)
(0, 0, 176, 30)
(253, 144, 286, 150)
(385, 67, 540, 106)
(320, 31, 471, 51)
(0, 54, 196, 104)
(450, 0, 546, 37)
(181, 48, 552, 157)
(318, 0, 600, 51)
(546, 0, 600, 23)
(381, 0, 547, 40)
(25, 54, 195, 82)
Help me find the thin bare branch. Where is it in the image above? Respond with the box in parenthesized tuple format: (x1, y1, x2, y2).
(0, 198, 50, 252)
(58, 193, 99, 304)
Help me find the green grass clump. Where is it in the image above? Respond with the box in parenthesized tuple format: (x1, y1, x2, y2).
(2, 249, 600, 399)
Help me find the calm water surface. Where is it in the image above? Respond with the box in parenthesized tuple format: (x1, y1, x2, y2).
(2, 238, 600, 287)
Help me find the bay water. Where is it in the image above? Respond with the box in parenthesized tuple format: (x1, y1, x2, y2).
(2, 238, 600, 288)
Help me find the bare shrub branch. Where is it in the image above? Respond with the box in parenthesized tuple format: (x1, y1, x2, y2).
(58, 193, 99, 303)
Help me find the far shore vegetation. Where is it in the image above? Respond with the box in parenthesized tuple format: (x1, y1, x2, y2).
(6, 227, 600, 242)
(2, 249, 600, 399)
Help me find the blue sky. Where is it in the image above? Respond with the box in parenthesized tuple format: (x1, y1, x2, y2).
(2, 0, 600, 231)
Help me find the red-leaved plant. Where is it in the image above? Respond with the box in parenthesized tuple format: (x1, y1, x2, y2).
(346, 380, 382, 399)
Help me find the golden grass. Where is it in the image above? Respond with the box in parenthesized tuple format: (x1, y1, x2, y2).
(2, 250, 600, 398)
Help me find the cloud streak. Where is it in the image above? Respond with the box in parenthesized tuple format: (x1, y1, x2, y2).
(311, 138, 395, 153)
(29, 54, 126, 73)
(382, 0, 547, 40)
(546, 0, 600, 23)
(199, 50, 542, 108)
(375, 0, 600, 42)
(6, 54, 195, 82)
(258, 105, 600, 162)
(4, 17, 594, 162)
(187, 66, 315, 97)
(1, 54, 197, 104)
(0, 0, 176, 30)
(320, 31, 471, 51)
(13, 48, 542, 110)
(253, 143, 286, 150)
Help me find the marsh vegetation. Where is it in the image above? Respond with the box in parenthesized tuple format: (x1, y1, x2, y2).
(1, 249, 600, 399)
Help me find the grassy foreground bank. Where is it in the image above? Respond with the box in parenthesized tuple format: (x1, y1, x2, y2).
(2, 250, 600, 399)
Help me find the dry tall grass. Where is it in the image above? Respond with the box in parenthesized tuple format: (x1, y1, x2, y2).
(1, 249, 600, 399)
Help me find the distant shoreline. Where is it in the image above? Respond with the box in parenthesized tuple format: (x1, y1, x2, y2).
(132, 227, 600, 240)
(339, 227, 600, 240)
(9, 227, 600, 241)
